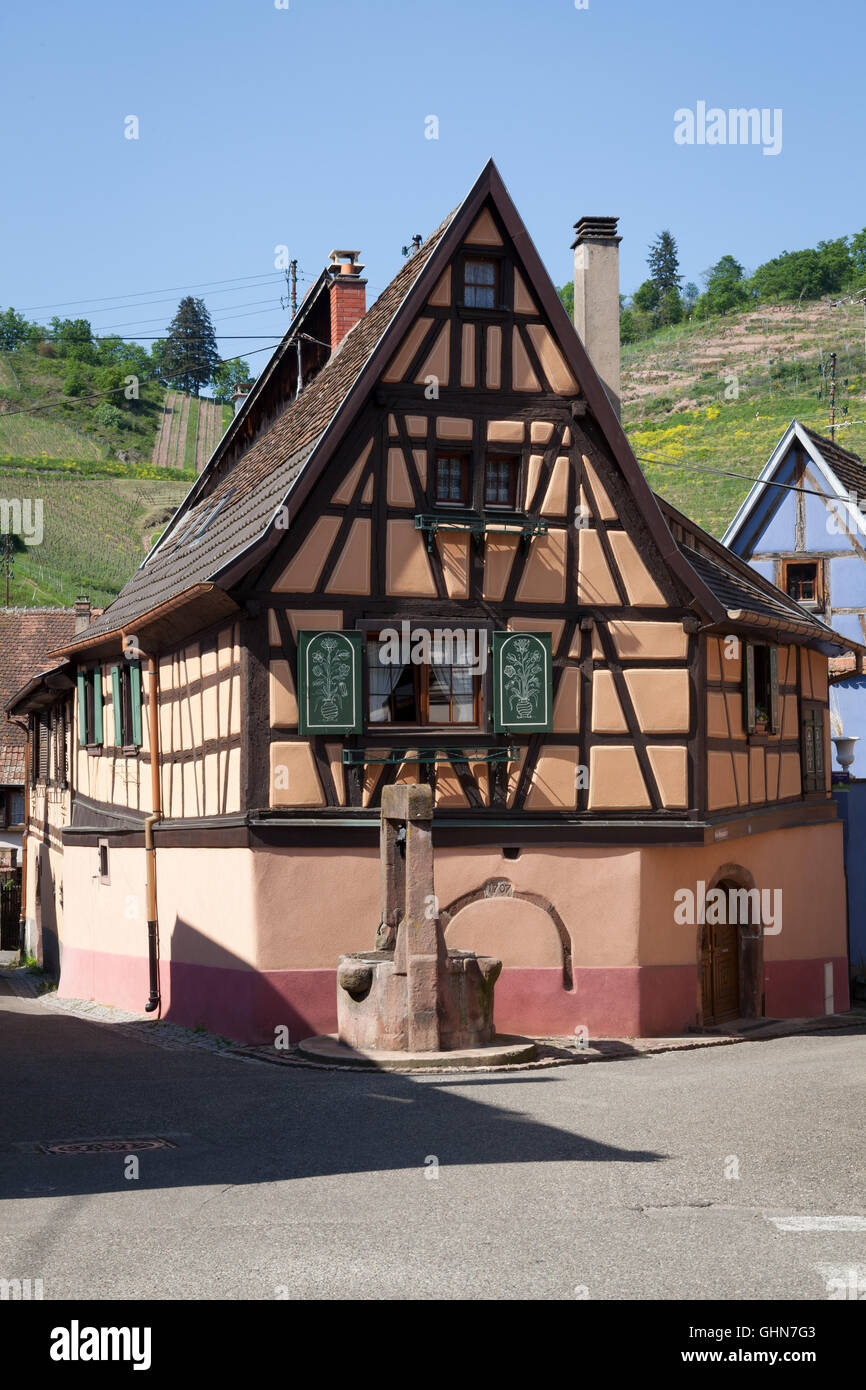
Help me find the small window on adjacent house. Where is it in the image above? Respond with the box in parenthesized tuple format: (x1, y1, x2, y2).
(37, 713, 50, 781)
(111, 662, 143, 748)
(9, 791, 25, 826)
(77, 669, 104, 748)
(744, 643, 780, 734)
(98, 838, 109, 884)
(434, 453, 471, 507)
(463, 258, 497, 309)
(784, 560, 819, 607)
(485, 456, 519, 510)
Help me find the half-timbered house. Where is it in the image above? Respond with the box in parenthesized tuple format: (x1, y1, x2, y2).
(8, 163, 860, 1040)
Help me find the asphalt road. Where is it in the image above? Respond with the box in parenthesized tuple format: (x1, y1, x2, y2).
(1, 989, 863, 1301)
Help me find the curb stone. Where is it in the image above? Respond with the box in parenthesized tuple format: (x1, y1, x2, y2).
(33, 993, 866, 1074)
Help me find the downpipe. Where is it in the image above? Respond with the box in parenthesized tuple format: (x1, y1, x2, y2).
(144, 809, 161, 1012)
(123, 639, 162, 1014)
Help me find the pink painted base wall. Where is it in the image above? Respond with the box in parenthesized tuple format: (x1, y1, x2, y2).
(57, 947, 850, 1046)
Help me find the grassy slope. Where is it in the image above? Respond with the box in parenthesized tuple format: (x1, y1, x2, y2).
(1, 474, 190, 608)
(0, 349, 232, 607)
(622, 297, 866, 536)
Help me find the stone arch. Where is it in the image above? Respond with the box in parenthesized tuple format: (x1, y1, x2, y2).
(696, 862, 764, 1024)
(440, 878, 572, 988)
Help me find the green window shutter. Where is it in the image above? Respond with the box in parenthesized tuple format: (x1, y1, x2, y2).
(743, 643, 756, 735)
(130, 661, 143, 746)
(492, 631, 553, 733)
(92, 669, 103, 745)
(111, 666, 123, 745)
(297, 631, 363, 735)
(813, 710, 825, 785)
(769, 646, 781, 734)
(77, 671, 87, 744)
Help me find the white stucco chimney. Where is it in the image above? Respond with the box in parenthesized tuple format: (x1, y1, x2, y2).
(572, 216, 622, 419)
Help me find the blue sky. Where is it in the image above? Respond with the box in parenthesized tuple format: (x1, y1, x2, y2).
(2, 0, 864, 370)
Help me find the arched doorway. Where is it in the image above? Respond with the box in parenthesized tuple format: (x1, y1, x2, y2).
(698, 865, 764, 1026)
(700, 884, 740, 1023)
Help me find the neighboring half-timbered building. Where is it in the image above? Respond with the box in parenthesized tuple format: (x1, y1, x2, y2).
(8, 163, 861, 1041)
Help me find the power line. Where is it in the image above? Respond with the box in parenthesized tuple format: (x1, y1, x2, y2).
(634, 449, 864, 503)
(19, 270, 287, 315)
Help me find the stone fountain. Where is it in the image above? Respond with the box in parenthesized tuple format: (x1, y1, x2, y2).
(299, 783, 536, 1069)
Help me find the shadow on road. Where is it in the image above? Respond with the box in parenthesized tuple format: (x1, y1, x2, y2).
(0, 996, 667, 1200)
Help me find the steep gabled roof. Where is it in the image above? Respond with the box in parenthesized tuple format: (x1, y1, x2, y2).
(56, 162, 853, 663)
(723, 419, 866, 552)
(0, 608, 78, 784)
(657, 495, 859, 654)
(58, 205, 458, 654)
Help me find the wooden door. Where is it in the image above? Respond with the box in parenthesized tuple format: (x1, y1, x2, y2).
(701, 915, 739, 1023)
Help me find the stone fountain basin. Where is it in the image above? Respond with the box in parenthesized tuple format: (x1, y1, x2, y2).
(336, 947, 502, 1052)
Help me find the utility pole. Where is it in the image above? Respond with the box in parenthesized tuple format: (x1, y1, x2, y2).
(290, 258, 298, 317)
(829, 351, 837, 441)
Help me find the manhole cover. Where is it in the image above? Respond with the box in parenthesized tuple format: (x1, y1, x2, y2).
(36, 1138, 176, 1156)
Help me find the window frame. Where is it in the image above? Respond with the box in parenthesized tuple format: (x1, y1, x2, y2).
(361, 624, 487, 734)
(111, 660, 143, 752)
(484, 453, 521, 511)
(433, 451, 472, 508)
(781, 557, 822, 609)
(77, 667, 104, 750)
(743, 641, 780, 736)
(461, 256, 499, 311)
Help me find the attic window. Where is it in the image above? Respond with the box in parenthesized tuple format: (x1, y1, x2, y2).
(463, 259, 497, 310)
(783, 560, 820, 608)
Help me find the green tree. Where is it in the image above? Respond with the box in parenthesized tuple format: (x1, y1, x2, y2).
(0, 307, 32, 350)
(50, 316, 95, 361)
(648, 230, 682, 296)
(619, 309, 638, 344)
(557, 282, 574, 319)
(683, 282, 699, 312)
(632, 279, 660, 313)
(659, 287, 683, 325)
(698, 255, 749, 316)
(63, 363, 88, 397)
(211, 356, 253, 405)
(161, 297, 220, 396)
(851, 229, 866, 277)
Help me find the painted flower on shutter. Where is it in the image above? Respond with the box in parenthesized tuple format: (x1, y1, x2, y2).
(502, 637, 542, 720)
(310, 636, 351, 722)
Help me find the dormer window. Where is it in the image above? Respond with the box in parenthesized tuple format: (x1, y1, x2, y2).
(463, 258, 497, 309)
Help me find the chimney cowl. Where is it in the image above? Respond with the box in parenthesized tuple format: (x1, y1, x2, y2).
(571, 216, 621, 249)
(328, 249, 365, 278)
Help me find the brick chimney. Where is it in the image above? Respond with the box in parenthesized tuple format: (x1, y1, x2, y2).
(328, 250, 366, 351)
(74, 594, 91, 633)
(572, 216, 622, 419)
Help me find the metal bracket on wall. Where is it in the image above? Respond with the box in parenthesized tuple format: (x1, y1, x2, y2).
(413, 514, 548, 555)
(341, 746, 519, 766)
